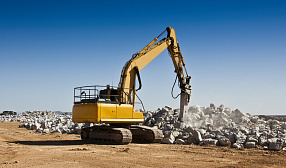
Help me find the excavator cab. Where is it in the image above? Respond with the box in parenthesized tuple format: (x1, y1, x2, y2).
(72, 85, 143, 124)
(74, 85, 119, 104)
(98, 85, 119, 102)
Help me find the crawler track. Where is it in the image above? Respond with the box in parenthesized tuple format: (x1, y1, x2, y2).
(81, 126, 132, 145)
(81, 125, 163, 144)
(130, 125, 163, 143)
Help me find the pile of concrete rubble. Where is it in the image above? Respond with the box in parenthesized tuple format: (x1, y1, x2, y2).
(143, 104, 286, 151)
(1, 104, 285, 151)
(0, 111, 86, 134)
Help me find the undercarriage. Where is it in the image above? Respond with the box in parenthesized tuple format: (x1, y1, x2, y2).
(81, 125, 163, 145)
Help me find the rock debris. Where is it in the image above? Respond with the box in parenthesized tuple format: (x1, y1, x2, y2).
(1, 104, 286, 150)
(142, 104, 286, 150)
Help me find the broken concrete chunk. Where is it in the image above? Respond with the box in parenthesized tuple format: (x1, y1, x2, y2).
(246, 136, 258, 145)
(191, 129, 203, 144)
(244, 142, 256, 148)
(258, 136, 268, 146)
(31, 123, 41, 130)
(161, 132, 175, 144)
(175, 139, 185, 144)
(210, 103, 217, 111)
(172, 131, 180, 138)
(42, 129, 50, 134)
(232, 143, 243, 149)
(268, 138, 283, 151)
(218, 137, 231, 146)
(228, 133, 237, 144)
(203, 139, 218, 146)
(250, 116, 259, 123)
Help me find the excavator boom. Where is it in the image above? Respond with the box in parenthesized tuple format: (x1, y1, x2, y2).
(118, 27, 191, 121)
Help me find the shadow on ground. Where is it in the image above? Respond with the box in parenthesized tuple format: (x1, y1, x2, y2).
(7, 140, 128, 146)
(8, 140, 91, 146)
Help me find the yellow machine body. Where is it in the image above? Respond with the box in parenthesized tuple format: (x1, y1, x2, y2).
(72, 103, 144, 123)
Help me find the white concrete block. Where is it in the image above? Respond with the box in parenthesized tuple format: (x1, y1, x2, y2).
(244, 142, 256, 148)
(268, 138, 283, 151)
(218, 137, 231, 146)
(203, 139, 218, 146)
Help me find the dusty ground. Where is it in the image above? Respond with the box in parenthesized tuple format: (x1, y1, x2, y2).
(0, 122, 285, 168)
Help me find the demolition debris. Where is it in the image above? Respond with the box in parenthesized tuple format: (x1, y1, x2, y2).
(143, 104, 286, 150)
(1, 104, 285, 150)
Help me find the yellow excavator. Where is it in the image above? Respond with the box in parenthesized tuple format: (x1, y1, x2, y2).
(72, 27, 192, 144)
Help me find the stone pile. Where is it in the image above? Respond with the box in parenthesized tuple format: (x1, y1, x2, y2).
(0, 111, 85, 134)
(143, 104, 286, 151)
(1, 105, 286, 151)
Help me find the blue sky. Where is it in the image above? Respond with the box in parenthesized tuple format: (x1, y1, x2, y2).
(0, 0, 285, 115)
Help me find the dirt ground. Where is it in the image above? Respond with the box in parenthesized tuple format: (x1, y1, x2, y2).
(0, 122, 285, 168)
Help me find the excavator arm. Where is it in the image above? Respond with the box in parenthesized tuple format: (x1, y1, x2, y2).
(118, 27, 192, 121)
